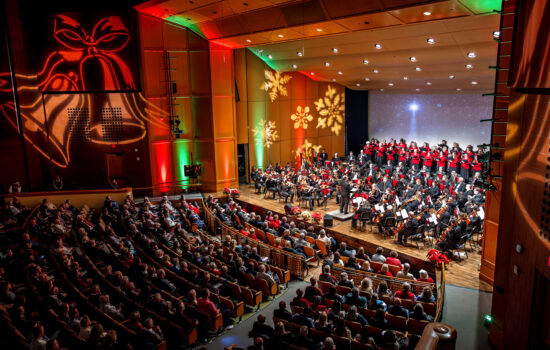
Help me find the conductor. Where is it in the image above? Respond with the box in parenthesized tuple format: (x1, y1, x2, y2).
(339, 176, 351, 214)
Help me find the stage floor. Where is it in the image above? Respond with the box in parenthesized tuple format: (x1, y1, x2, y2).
(218, 186, 492, 292)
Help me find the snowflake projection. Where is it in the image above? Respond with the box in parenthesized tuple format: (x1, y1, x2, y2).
(291, 105, 313, 129)
(314, 84, 345, 135)
(252, 120, 279, 149)
(295, 139, 322, 160)
(260, 70, 292, 102)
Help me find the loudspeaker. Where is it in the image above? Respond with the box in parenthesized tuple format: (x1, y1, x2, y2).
(324, 214, 333, 227)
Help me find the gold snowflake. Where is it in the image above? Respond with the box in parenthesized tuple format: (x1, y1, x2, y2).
(252, 120, 279, 149)
(315, 85, 345, 135)
(290, 105, 313, 129)
(295, 139, 322, 160)
(260, 70, 292, 102)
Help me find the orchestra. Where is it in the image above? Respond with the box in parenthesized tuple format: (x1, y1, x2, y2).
(250, 138, 488, 254)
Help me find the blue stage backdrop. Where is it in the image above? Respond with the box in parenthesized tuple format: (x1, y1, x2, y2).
(368, 92, 493, 147)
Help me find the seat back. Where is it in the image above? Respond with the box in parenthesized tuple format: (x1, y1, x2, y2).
(318, 279, 332, 293)
(351, 340, 374, 350)
(303, 245, 316, 259)
(256, 278, 272, 298)
(315, 239, 328, 256)
(386, 314, 407, 332)
(266, 232, 276, 245)
(345, 320, 363, 334)
(408, 318, 429, 335)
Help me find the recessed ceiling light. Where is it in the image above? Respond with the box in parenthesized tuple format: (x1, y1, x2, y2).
(363, 59, 369, 65)
(356, 83, 360, 87)
(338, 71, 343, 75)
(316, 28, 323, 32)
(277, 34, 284, 38)
(415, 88, 421, 91)
(310, 72, 315, 75)
(427, 38, 435, 44)
(465, 64, 473, 69)
(471, 81, 478, 85)
(426, 82, 432, 86)
(493, 31, 500, 38)
(324, 62, 330, 67)
(246, 39, 251, 43)
(456, 88, 462, 91)
(380, 88, 385, 91)
(467, 52, 476, 58)
(374, 43, 382, 50)
(267, 54, 273, 59)
(415, 67, 422, 71)
(449, 74, 455, 79)
(388, 83, 394, 86)
(364, 77, 370, 81)
(409, 56, 417, 62)
(332, 78, 336, 82)
(292, 64, 298, 69)
(423, 11, 432, 16)
(373, 69, 379, 73)
(403, 76, 408, 80)
(297, 51, 303, 57)
(332, 48, 339, 53)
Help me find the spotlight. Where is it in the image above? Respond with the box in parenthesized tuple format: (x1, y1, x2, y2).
(403, 76, 408, 80)
(292, 64, 298, 69)
(364, 77, 370, 81)
(337, 71, 343, 75)
(449, 74, 455, 79)
(363, 59, 369, 65)
(483, 314, 493, 328)
(423, 11, 431, 16)
(297, 51, 303, 57)
(332, 78, 336, 82)
(316, 28, 323, 32)
(426, 82, 432, 86)
(410, 56, 417, 62)
(415, 67, 422, 71)
(267, 54, 273, 59)
(456, 88, 462, 91)
(332, 47, 339, 53)
(356, 83, 360, 86)
(388, 83, 394, 86)
(415, 88, 421, 91)
(467, 52, 477, 58)
(427, 38, 435, 44)
(409, 103, 419, 111)
(374, 43, 382, 50)
(310, 72, 315, 75)
(493, 31, 500, 38)
(324, 62, 330, 67)
(465, 64, 473, 69)
(373, 69, 379, 73)
(471, 81, 478, 85)
(277, 34, 284, 38)
(246, 39, 251, 43)
(380, 88, 385, 91)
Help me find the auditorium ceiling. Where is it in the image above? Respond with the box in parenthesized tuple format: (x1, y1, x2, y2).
(136, 0, 502, 91)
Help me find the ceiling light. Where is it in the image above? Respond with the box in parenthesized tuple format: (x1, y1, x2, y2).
(415, 88, 421, 91)
(277, 34, 284, 38)
(449, 74, 455, 79)
(415, 67, 422, 71)
(267, 54, 273, 59)
(310, 72, 315, 75)
(493, 31, 500, 38)
(246, 39, 251, 43)
(456, 88, 462, 91)
(426, 82, 432, 86)
(364, 77, 370, 81)
(297, 51, 303, 57)
(324, 62, 330, 67)
(403, 76, 408, 80)
(374, 43, 382, 50)
(338, 71, 343, 75)
(465, 64, 473, 69)
(388, 83, 394, 86)
(409, 56, 417, 62)
(332, 48, 339, 53)
(316, 28, 323, 32)
(292, 64, 298, 69)
(467, 52, 476, 58)
(332, 78, 336, 82)
(427, 38, 435, 44)
(363, 59, 369, 65)
(380, 88, 385, 91)
(373, 69, 379, 73)
(423, 11, 432, 16)
(356, 83, 360, 87)
(471, 81, 478, 85)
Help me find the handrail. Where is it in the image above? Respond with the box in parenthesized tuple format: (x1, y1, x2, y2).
(435, 262, 446, 321)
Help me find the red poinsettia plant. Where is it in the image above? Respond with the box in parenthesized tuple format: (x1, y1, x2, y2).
(223, 187, 240, 197)
(291, 206, 302, 215)
(427, 248, 449, 267)
(312, 212, 322, 223)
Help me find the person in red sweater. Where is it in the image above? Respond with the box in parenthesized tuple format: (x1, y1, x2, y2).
(418, 269, 434, 283)
(385, 251, 403, 270)
(292, 288, 310, 308)
(394, 282, 415, 300)
(304, 277, 323, 302)
(197, 288, 233, 329)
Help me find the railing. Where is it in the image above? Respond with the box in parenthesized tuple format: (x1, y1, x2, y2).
(435, 262, 446, 321)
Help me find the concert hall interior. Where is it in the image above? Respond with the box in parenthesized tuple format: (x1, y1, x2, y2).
(0, 0, 549, 350)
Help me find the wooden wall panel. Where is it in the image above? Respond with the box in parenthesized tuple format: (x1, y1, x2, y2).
(190, 51, 212, 95)
(141, 51, 165, 97)
(169, 51, 191, 96)
(163, 22, 188, 50)
(192, 97, 214, 139)
(139, 15, 163, 50)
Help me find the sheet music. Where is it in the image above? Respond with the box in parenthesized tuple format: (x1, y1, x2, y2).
(395, 197, 401, 206)
(400, 209, 408, 218)
(479, 207, 485, 220)
(396, 211, 401, 217)
(431, 213, 438, 225)
(374, 204, 381, 211)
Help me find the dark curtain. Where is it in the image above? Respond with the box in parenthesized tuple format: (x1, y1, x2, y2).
(345, 88, 369, 155)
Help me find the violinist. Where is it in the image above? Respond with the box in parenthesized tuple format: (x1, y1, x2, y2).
(280, 180, 295, 203)
(438, 217, 466, 252)
(368, 184, 381, 204)
(396, 212, 419, 245)
(377, 205, 394, 233)
(352, 203, 370, 229)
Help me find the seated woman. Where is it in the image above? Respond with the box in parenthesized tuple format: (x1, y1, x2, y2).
(359, 278, 374, 295)
(410, 303, 434, 322)
(324, 285, 344, 304)
(333, 317, 352, 340)
(368, 308, 388, 330)
(344, 257, 361, 270)
(416, 286, 436, 304)
(314, 311, 333, 334)
(418, 269, 434, 283)
(378, 264, 393, 277)
(361, 261, 374, 273)
(344, 305, 368, 326)
(368, 293, 386, 311)
(354, 326, 375, 346)
(376, 281, 392, 298)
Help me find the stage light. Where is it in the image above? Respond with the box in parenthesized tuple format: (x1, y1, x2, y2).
(465, 64, 473, 69)
(292, 64, 298, 69)
(415, 67, 422, 71)
(246, 39, 251, 43)
(324, 62, 330, 67)
(409, 102, 419, 111)
(332, 47, 339, 53)
(374, 43, 382, 49)
(297, 51, 303, 57)
(277, 34, 284, 38)
(493, 31, 500, 38)
(426, 82, 432, 86)
(316, 28, 323, 32)
(267, 54, 273, 59)
(483, 314, 493, 328)
(363, 59, 369, 65)
(388, 82, 394, 86)
(338, 71, 343, 75)
(409, 56, 417, 62)
(364, 77, 370, 81)
(403, 76, 408, 80)
(471, 81, 478, 85)
(373, 69, 379, 73)
(427, 38, 435, 44)
(423, 11, 431, 16)
(467, 52, 476, 58)
(449, 74, 455, 79)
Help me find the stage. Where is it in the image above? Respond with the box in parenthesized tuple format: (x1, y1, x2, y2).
(225, 186, 491, 292)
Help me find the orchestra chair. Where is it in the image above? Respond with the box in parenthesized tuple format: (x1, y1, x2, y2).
(381, 216, 396, 239)
(359, 212, 370, 232)
(409, 224, 426, 248)
(448, 234, 470, 261)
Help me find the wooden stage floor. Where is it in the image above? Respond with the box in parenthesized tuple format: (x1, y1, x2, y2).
(218, 186, 492, 292)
